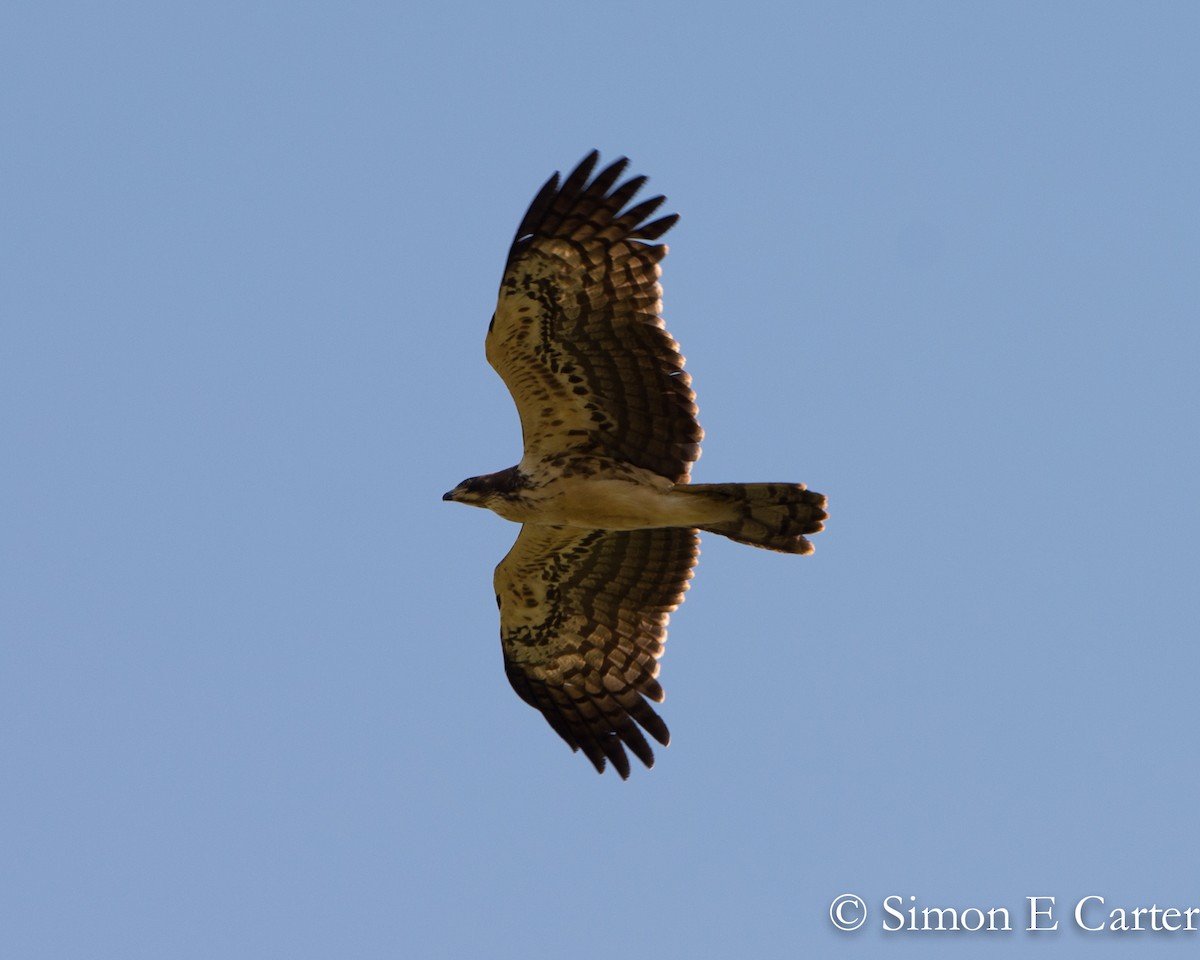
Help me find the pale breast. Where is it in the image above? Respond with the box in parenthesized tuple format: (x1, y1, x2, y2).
(498, 457, 731, 530)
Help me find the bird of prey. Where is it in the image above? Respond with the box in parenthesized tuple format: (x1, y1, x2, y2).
(444, 151, 827, 778)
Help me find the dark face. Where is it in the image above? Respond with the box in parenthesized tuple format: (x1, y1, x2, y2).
(442, 476, 490, 506)
(442, 466, 524, 507)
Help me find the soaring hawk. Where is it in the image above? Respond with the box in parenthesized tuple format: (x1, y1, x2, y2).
(445, 151, 827, 777)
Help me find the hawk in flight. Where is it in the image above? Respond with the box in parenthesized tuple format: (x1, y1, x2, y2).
(445, 152, 827, 777)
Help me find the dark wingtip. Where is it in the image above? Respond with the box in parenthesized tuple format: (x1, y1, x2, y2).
(560, 150, 603, 197)
(640, 212, 680, 241)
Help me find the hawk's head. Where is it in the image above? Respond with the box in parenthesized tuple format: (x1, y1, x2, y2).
(442, 466, 527, 509)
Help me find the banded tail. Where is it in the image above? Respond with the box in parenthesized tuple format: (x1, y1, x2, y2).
(683, 482, 828, 554)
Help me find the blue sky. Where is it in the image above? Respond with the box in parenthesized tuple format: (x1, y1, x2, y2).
(4, 2, 1198, 958)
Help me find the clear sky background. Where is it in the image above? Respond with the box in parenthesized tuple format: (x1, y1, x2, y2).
(4, 3, 1198, 958)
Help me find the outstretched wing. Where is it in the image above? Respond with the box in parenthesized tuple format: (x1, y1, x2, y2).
(486, 151, 703, 484)
(495, 523, 699, 778)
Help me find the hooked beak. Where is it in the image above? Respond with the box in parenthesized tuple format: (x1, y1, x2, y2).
(442, 489, 456, 501)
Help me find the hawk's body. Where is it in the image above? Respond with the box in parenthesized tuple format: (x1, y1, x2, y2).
(445, 152, 827, 778)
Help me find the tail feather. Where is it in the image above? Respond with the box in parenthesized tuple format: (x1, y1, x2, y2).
(684, 482, 827, 554)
